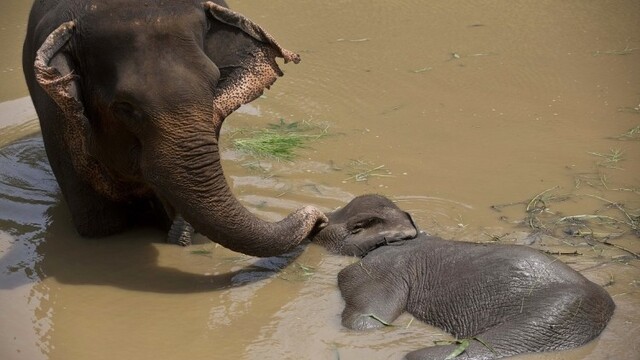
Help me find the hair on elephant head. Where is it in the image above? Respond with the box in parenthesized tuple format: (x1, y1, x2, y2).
(23, 0, 327, 256)
(310, 194, 615, 360)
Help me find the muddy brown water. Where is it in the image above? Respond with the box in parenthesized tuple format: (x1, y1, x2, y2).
(1, 1, 639, 359)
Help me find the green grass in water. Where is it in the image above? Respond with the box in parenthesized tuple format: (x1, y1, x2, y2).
(234, 131, 307, 161)
(232, 119, 326, 161)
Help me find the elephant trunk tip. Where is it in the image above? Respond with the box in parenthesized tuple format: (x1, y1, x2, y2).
(254, 205, 328, 257)
(300, 205, 329, 230)
(283, 205, 329, 241)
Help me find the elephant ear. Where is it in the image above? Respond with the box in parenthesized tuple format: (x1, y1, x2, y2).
(34, 21, 130, 200)
(203, 2, 301, 129)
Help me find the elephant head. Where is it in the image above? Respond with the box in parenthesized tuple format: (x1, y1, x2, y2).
(311, 194, 419, 256)
(29, 1, 326, 257)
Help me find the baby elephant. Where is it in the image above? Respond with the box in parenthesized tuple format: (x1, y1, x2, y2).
(312, 194, 615, 360)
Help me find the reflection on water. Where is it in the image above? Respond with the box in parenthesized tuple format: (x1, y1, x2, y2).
(1, 0, 639, 359)
(0, 134, 56, 360)
(0, 135, 637, 360)
(0, 133, 317, 359)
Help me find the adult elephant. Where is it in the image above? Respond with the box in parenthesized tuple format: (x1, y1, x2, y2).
(23, 0, 327, 256)
(312, 194, 615, 360)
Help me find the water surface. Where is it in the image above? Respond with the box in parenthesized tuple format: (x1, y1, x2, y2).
(1, 1, 639, 359)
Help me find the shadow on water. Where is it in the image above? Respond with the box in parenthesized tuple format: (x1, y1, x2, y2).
(0, 134, 303, 294)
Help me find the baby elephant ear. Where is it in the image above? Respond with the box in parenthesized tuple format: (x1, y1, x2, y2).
(204, 2, 300, 64)
(403, 211, 421, 236)
(204, 2, 301, 124)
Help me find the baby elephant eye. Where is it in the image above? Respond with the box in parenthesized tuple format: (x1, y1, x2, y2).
(350, 217, 383, 234)
(350, 227, 363, 235)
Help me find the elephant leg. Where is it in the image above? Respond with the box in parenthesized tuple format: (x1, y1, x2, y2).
(167, 214, 195, 246)
(341, 289, 406, 330)
(49, 139, 170, 237)
(44, 131, 169, 237)
(62, 172, 168, 237)
(406, 286, 613, 360)
(405, 314, 539, 360)
(405, 339, 497, 360)
(338, 263, 408, 330)
(44, 135, 132, 237)
(60, 172, 131, 237)
(29, 81, 137, 237)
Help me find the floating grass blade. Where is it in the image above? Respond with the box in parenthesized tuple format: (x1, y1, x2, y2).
(593, 45, 637, 56)
(556, 214, 623, 224)
(190, 249, 213, 257)
(411, 66, 433, 73)
(343, 160, 393, 183)
(473, 337, 497, 355)
(445, 339, 470, 359)
(361, 313, 393, 326)
(277, 262, 316, 282)
(588, 148, 625, 168)
(526, 186, 560, 213)
(267, 118, 302, 132)
(615, 125, 640, 140)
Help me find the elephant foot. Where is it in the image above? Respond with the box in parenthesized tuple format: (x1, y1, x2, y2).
(405, 339, 500, 360)
(167, 215, 195, 246)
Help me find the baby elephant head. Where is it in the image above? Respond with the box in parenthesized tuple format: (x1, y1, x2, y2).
(311, 194, 419, 256)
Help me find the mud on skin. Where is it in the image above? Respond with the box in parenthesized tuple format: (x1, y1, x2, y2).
(311, 194, 615, 360)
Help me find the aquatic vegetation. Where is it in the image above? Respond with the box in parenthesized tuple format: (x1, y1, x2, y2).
(277, 262, 316, 282)
(231, 119, 328, 161)
(342, 160, 393, 183)
(493, 185, 639, 259)
(588, 148, 625, 168)
(593, 45, 638, 56)
(234, 132, 306, 160)
(615, 125, 640, 140)
(190, 249, 213, 256)
(445, 339, 469, 359)
(411, 66, 433, 73)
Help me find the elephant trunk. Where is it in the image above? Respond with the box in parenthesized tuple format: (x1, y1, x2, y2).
(142, 126, 326, 257)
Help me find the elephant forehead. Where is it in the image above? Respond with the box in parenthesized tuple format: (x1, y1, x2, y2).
(72, 5, 220, 106)
(331, 194, 400, 220)
(76, 1, 207, 43)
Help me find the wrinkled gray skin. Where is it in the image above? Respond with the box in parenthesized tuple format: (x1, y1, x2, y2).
(313, 194, 419, 256)
(311, 194, 615, 360)
(23, 0, 327, 256)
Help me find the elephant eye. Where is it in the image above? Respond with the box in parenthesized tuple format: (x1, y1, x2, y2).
(113, 101, 131, 114)
(112, 101, 140, 120)
(111, 101, 144, 133)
